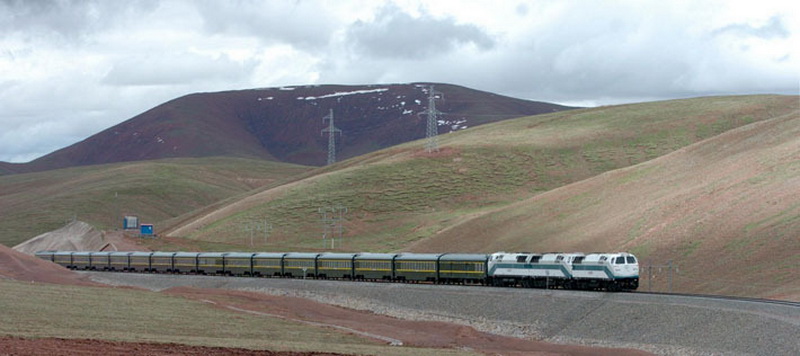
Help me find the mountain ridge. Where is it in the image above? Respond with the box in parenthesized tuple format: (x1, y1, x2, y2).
(1, 83, 574, 174)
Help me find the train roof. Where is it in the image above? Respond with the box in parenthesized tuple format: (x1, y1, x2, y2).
(439, 253, 489, 261)
(197, 252, 226, 257)
(225, 252, 256, 258)
(150, 251, 177, 257)
(354, 253, 398, 260)
(173, 252, 200, 257)
(108, 251, 133, 256)
(394, 253, 442, 261)
(283, 252, 321, 259)
(317, 252, 358, 259)
(129, 251, 154, 257)
(253, 252, 287, 258)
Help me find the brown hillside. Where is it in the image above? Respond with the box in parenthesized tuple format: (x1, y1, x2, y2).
(410, 112, 800, 300)
(0, 244, 99, 286)
(7, 83, 572, 173)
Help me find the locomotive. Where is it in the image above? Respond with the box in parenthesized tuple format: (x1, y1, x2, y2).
(35, 250, 639, 291)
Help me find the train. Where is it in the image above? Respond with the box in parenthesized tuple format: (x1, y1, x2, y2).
(35, 250, 640, 291)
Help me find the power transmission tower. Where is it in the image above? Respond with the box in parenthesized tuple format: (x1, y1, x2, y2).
(419, 85, 444, 153)
(321, 109, 342, 165)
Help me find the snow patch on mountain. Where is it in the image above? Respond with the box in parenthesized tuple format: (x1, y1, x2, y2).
(298, 88, 390, 101)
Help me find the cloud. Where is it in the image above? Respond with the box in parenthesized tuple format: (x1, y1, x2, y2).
(346, 4, 496, 59)
(713, 15, 790, 39)
(102, 52, 258, 86)
(0, 0, 158, 41)
(194, 0, 336, 49)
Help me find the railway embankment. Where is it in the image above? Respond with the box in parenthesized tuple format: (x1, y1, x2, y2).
(86, 272, 800, 355)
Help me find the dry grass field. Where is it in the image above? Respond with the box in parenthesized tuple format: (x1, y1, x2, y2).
(0, 279, 473, 355)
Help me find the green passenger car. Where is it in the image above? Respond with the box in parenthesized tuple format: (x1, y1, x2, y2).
(354, 253, 397, 280)
(90, 252, 112, 271)
(197, 252, 226, 275)
(128, 252, 153, 272)
(52, 251, 72, 268)
(71, 252, 92, 270)
(173, 252, 199, 273)
(225, 252, 255, 276)
(438, 253, 488, 284)
(394, 253, 442, 282)
(149, 252, 176, 273)
(283, 252, 319, 278)
(316, 253, 357, 279)
(252, 252, 286, 277)
(108, 252, 132, 271)
(34, 251, 55, 263)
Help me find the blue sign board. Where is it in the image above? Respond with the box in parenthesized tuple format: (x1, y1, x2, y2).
(140, 224, 154, 236)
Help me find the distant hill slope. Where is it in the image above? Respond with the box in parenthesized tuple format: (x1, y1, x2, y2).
(164, 95, 797, 244)
(3, 83, 572, 174)
(0, 157, 312, 247)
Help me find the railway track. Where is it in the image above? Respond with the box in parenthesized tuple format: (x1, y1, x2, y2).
(633, 290, 800, 307)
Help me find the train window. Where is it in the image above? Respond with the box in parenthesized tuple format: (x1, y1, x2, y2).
(556, 255, 564, 261)
(573, 256, 584, 264)
(615, 256, 625, 264)
(516, 256, 527, 263)
(530, 256, 541, 263)
(627, 256, 637, 264)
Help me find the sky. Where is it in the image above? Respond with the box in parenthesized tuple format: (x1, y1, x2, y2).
(1, 0, 798, 163)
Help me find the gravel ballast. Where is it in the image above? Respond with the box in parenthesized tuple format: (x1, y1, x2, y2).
(85, 272, 799, 355)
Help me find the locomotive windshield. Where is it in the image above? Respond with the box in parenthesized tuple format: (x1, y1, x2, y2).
(627, 256, 637, 264)
(615, 256, 625, 264)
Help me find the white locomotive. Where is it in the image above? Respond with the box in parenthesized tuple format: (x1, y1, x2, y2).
(488, 252, 639, 291)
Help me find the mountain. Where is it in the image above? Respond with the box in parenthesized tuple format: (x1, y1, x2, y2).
(4, 83, 573, 174)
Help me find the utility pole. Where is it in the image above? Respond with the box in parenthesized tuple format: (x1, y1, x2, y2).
(322, 109, 342, 165)
(319, 205, 347, 249)
(419, 85, 444, 153)
(243, 218, 272, 247)
(646, 260, 679, 293)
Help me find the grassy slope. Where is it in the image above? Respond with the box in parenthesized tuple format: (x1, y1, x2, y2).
(0, 279, 463, 355)
(168, 95, 797, 257)
(0, 157, 312, 247)
(413, 112, 800, 299)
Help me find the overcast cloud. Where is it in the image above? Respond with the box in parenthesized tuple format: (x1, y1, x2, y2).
(1, 0, 797, 163)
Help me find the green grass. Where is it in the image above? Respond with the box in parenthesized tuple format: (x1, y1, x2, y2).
(0, 157, 313, 247)
(0, 279, 471, 355)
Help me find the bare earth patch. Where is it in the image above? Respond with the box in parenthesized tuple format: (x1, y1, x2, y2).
(0, 336, 344, 355)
